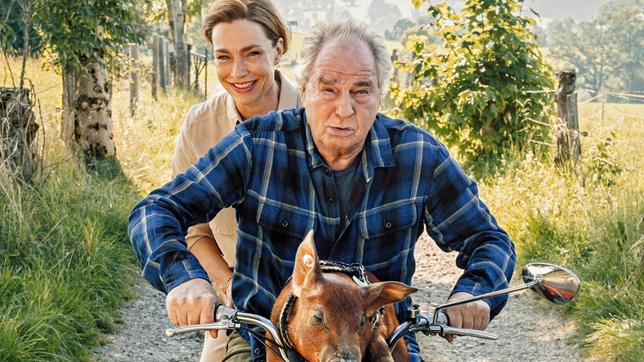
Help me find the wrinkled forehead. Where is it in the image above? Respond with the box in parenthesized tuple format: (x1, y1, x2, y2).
(309, 68, 378, 89)
(308, 39, 379, 88)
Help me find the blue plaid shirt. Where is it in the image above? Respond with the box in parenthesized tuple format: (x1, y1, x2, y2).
(129, 107, 515, 361)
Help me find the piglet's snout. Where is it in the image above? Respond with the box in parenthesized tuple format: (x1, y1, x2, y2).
(321, 345, 360, 362)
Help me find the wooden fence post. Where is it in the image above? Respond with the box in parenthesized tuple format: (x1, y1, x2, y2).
(159, 38, 168, 92)
(186, 44, 192, 90)
(152, 35, 160, 100)
(129, 44, 140, 115)
(555, 69, 581, 165)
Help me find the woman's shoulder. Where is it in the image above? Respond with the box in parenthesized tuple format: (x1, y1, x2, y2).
(183, 89, 236, 129)
(277, 71, 301, 109)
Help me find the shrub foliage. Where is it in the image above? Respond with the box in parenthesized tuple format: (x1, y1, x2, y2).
(390, 0, 554, 170)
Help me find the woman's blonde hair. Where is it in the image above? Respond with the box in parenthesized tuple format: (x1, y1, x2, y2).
(203, 0, 290, 53)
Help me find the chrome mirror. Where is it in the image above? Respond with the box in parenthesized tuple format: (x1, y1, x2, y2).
(522, 263, 581, 304)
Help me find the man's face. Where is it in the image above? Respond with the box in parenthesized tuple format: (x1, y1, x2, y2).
(211, 19, 282, 112)
(301, 39, 381, 166)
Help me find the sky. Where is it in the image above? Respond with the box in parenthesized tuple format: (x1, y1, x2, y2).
(341, 0, 609, 23)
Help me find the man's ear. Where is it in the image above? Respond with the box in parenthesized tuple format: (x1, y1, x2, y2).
(291, 230, 321, 297)
(300, 81, 308, 104)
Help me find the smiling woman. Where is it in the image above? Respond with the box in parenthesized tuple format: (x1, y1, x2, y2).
(211, 19, 284, 119)
(167, 0, 300, 361)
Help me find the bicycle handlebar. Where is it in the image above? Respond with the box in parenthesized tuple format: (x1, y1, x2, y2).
(165, 304, 289, 361)
(165, 304, 497, 359)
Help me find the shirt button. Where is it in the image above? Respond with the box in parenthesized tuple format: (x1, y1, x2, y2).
(327, 197, 334, 203)
(384, 222, 392, 229)
(324, 168, 331, 176)
(281, 220, 289, 227)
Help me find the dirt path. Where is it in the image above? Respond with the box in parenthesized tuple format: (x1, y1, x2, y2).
(93, 233, 581, 361)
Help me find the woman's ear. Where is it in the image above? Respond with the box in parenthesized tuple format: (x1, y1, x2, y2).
(274, 37, 284, 65)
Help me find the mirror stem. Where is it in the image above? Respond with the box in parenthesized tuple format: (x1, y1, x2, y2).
(432, 279, 541, 324)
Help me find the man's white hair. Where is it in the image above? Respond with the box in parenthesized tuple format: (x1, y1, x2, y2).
(297, 19, 391, 95)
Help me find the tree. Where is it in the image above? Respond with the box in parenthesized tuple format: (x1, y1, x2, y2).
(543, 17, 575, 46)
(367, 0, 401, 35)
(550, 17, 617, 91)
(385, 18, 415, 40)
(34, 0, 146, 161)
(550, 2, 643, 93)
(165, 0, 190, 88)
(605, 7, 644, 93)
(389, 0, 554, 172)
(0, 0, 41, 55)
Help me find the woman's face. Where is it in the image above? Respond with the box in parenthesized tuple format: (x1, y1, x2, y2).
(211, 19, 283, 112)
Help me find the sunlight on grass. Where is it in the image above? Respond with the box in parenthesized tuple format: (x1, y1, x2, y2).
(479, 101, 643, 361)
(2, 55, 642, 361)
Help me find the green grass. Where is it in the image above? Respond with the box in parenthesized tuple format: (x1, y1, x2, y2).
(0, 157, 139, 361)
(2, 55, 642, 361)
(1, 57, 200, 361)
(479, 102, 644, 361)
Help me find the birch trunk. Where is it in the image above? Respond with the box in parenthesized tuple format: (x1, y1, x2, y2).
(61, 59, 115, 160)
(170, 0, 189, 88)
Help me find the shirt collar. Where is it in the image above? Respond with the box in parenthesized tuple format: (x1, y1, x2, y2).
(224, 92, 243, 125)
(303, 112, 394, 182)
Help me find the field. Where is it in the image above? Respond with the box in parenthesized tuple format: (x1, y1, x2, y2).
(1, 56, 643, 361)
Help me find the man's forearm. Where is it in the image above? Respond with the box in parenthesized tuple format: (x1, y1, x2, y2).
(451, 231, 516, 318)
(128, 196, 211, 293)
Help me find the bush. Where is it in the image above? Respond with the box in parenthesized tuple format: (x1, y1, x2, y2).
(390, 0, 554, 174)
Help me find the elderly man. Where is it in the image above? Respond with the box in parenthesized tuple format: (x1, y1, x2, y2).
(129, 20, 515, 361)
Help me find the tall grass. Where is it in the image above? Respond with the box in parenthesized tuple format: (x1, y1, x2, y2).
(0, 155, 138, 360)
(2, 56, 642, 360)
(0, 57, 199, 360)
(480, 103, 644, 361)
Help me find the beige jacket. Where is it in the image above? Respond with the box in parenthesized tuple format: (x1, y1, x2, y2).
(172, 72, 300, 267)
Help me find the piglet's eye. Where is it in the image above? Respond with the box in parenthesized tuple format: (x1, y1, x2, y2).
(312, 312, 324, 325)
(359, 314, 366, 329)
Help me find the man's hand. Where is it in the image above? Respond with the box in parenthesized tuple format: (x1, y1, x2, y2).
(443, 292, 490, 343)
(166, 278, 219, 338)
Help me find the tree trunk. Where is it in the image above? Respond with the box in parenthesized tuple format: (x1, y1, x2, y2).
(0, 87, 38, 181)
(62, 66, 78, 148)
(61, 59, 115, 160)
(129, 44, 140, 115)
(170, 0, 189, 88)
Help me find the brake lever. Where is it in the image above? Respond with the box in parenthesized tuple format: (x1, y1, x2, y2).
(165, 319, 238, 337)
(424, 312, 497, 339)
(440, 325, 498, 340)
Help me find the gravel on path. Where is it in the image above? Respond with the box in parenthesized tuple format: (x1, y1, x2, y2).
(93, 232, 580, 361)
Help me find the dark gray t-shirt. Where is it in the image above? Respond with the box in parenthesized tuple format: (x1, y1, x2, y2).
(333, 157, 362, 228)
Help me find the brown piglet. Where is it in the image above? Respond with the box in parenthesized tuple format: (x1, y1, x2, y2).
(268, 230, 417, 361)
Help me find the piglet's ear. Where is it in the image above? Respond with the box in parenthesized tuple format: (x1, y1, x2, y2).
(362, 281, 417, 314)
(291, 230, 321, 297)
